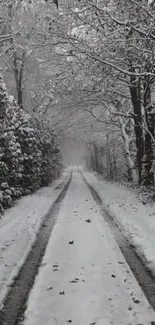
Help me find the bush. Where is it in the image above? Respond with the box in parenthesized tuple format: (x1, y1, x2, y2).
(0, 75, 62, 211)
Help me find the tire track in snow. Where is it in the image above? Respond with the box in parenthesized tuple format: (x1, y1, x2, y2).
(81, 170, 155, 311)
(0, 172, 72, 325)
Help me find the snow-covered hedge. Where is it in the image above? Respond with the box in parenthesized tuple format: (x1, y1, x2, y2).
(0, 75, 62, 211)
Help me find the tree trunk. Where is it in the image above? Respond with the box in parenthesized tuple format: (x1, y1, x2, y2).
(119, 116, 135, 182)
(130, 70, 144, 184)
(106, 135, 112, 179)
(13, 52, 25, 109)
(17, 86, 23, 109)
(143, 76, 155, 187)
(93, 143, 100, 173)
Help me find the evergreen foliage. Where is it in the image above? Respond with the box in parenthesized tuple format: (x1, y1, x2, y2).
(0, 75, 62, 211)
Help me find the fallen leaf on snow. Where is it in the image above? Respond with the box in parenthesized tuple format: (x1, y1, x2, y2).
(47, 286, 53, 291)
(132, 298, 140, 304)
(85, 219, 91, 223)
(111, 274, 116, 278)
(129, 244, 136, 249)
(69, 241, 74, 244)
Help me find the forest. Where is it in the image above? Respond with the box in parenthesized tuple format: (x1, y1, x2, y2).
(1, 3, 155, 324)
(0, 0, 155, 209)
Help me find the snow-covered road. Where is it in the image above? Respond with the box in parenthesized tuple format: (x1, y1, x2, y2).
(23, 169, 155, 325)
(0, 169, 70, 305)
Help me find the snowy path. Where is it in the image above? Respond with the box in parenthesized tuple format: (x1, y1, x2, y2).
(23, 169, 155, 325)
(82, 169, 155, 276)
(0, 169, 70, 305)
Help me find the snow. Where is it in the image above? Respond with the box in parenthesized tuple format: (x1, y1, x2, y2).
(23, 169, 155, 325)
(0, 169, 70, 307)
(148, 0, 154, 5)
(82, 168, 155, 276)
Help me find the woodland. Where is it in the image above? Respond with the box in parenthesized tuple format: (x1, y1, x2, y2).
(0, 0, 155, 208)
